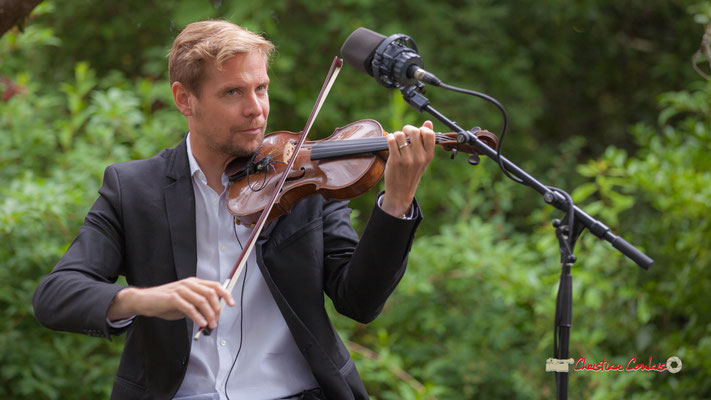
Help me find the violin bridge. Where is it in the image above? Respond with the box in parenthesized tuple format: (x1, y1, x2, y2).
(283, 140, 297, 163)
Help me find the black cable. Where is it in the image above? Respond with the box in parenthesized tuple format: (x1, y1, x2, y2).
(438, 82, 525, 185)
(437, 82, 580, 365)
(224, 220, 249, 400)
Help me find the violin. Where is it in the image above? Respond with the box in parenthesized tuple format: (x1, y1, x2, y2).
(196, 58, 496, 340)
(224, 119, 498, 226)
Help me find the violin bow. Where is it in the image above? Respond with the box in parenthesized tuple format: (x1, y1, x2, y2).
(195, 56, 343, 339)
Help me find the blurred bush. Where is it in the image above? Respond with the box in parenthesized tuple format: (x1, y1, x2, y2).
(1, 0, 710, 398)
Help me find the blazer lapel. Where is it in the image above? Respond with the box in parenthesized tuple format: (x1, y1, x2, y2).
(163, 138, 198, 341)
(163, 138, 197, 282)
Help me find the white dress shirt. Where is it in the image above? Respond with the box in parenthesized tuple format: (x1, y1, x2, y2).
(173, 134, 318, 399)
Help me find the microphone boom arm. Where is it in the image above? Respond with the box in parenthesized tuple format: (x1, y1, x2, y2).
(399, 85, 653, 270)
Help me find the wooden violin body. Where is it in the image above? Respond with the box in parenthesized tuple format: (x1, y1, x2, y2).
(225, 119, 498, 226)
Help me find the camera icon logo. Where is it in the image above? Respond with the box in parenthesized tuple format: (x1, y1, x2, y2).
(545, 358, 574, 372)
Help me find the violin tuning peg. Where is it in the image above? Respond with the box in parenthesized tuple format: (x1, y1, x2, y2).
(450, 148, 458, 160)
(468, 154, 480, 165)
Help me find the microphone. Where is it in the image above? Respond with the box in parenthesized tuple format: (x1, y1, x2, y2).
(340, 27, 441, 88)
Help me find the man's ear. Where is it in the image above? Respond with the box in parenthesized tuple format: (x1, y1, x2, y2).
(172, 81, 194, 117)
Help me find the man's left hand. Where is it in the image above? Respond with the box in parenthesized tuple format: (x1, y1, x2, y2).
(381, 121, 436, 217)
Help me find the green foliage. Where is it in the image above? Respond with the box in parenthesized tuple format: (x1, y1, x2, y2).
(573, 80, 711, 398)
(2, 0, 711, 398)
(1, 39, 184, 399)
(335, 78, 711, 398)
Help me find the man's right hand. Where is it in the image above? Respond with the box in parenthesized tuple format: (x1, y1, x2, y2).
(107, 277, 235, 330)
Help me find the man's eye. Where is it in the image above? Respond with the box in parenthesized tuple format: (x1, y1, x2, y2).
(226, 89, 238, 96)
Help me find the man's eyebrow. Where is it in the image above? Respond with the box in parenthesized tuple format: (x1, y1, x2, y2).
(217, 79, 270, 92)
(218, 83, 245, 91)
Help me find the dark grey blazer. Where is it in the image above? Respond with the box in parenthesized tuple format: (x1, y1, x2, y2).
(33, 138, 422, 400)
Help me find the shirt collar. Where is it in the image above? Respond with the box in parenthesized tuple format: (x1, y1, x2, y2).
(185, 132, 201, 179)
(186, 132, 229, 187)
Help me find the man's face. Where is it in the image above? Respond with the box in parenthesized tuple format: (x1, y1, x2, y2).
(187, 52, 270, 159)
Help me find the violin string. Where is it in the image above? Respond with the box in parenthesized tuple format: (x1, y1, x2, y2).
(310, 133, 456, 159)
(287, 132, 456, 152)
(311, 142, 384, 159)
(315, 139, 385, 149)
(311, 133, 453, 150)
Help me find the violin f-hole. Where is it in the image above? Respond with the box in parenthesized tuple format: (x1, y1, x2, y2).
(285, 166, 306, 182)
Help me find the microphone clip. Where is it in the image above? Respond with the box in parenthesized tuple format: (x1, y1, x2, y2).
(371, 33, 424, 89)
(400, 84, 430, 112)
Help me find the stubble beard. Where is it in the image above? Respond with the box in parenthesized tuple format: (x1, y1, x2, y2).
(193, 105, 267, 159)
(212, 126, 266, 159)
(225, 132, 264, 158)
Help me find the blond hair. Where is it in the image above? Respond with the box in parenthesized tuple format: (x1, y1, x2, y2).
(168, 20, 275, 95)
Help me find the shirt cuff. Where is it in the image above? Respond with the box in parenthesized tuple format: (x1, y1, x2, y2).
(376, 193, 417, 220)
(106, 315, 135, 328)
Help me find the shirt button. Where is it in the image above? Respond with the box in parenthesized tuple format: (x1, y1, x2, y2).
(220, 339, 227, 346)
(220, 246, 227, 252)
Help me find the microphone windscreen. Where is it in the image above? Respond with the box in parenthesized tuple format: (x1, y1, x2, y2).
(340, 27, 386, 77)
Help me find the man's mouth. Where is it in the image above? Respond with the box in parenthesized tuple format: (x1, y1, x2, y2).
(236, 126, 265, 136)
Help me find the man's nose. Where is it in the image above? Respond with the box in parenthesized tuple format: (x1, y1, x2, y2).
(242, 92, 264, 117)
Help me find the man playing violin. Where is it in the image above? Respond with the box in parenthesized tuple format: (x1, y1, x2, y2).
(33, 19, 435, 400)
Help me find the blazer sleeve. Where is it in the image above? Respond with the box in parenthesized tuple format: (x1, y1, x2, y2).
(322, 194, 422, 324)
(33, 165, 128, 339)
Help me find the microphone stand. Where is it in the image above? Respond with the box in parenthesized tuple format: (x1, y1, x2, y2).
(399, 84, 652, 400)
